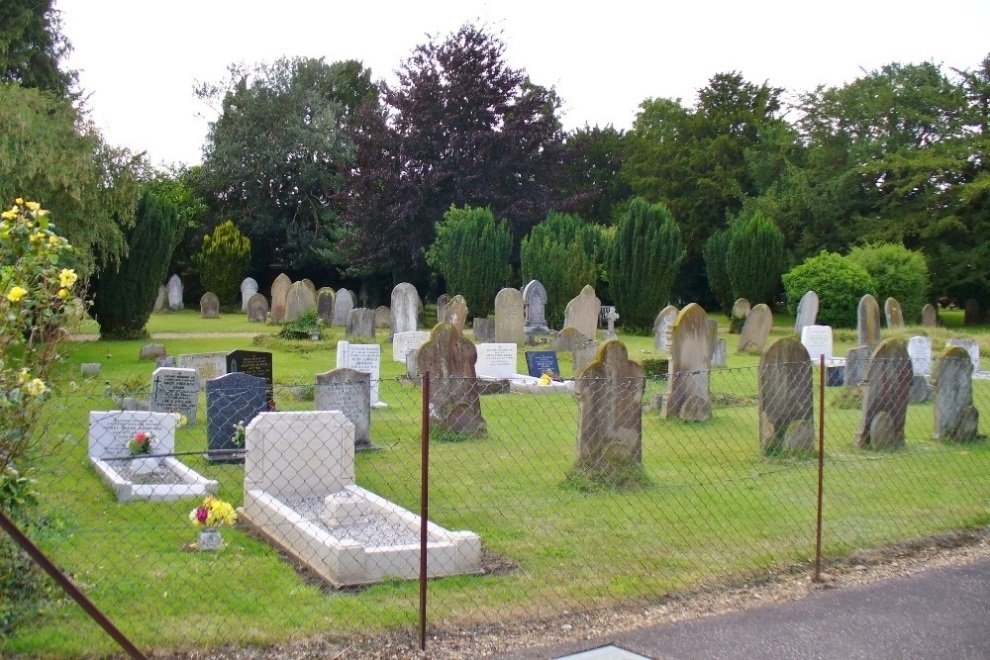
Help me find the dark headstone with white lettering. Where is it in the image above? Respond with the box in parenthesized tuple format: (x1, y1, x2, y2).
(525, 351, 560, 378)
(225, 350, 274, 409)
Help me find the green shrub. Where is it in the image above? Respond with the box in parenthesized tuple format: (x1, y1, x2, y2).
(726, 212, 787, 307)
(0, 467, 47, 638)
(196, 220, 251, 307)
(640, 358, 669, 379)
(277, 310, 323, 341)
(703, 229, 733, 315)
(846, 243, 929, 323)
(782, 251, 876, 328)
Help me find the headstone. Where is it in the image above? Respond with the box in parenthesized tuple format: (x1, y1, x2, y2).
(737, 304, 772, 354)
(225, 350, 274, 408)
(167, 274, 183, 311)
(331, 288, 355, 326)
(139, 344, 166, 361)
(436, 294, 451, 324)
(316, 288, 335, 325)
(711, 338, 727, 368)
(653, 305, 678, 353)
(884, 297, 905, 329)
(855, 339, 912, 450)
(946, 338, 980, 373)
(405, 350, 421, 379)
(801, 325, 833, 362)
(153, 285, 167, 313)
(374, 306, 391, 329)
(661, 303, 712, 422)
(315, 368, 372, 449)
(604, 308, 620, 341)
(522, 280, 550, 333)
(473, 318, 495, 342)
(907, 336, 932, 376)
(417, 323, 487, 435)
(270, 273, 292, 323)
(794, 291, 819, 337)
(80, 363, 102, 376)
(346, 308, 376, 339)
(88, 410, 177, 467)
(574, 341, 645, 472)
(759, 338, 814, 454)
(240, 277, 258, 312)
(844, 346, 873, 387)
(563, 285, 601, 343)
(150, 367, 200, 425)
(525, 351, 561, 378)
(551, 327, 598, 377)
(301, 279, 316, 297)
(336, 341, 384, 408)
(858, 294, 882, 347)
(445, 295, 468, 332)
(730, 298, 751, 334)
(285, 281, 316, 323)
(922, 303, 938, 328)
(246, 293, 269, 323)
(206, 372, 268, 462)
(964, 298, 983, 326)
(176, 352, 227, 390)
(392, 330, 431, 363)
(156, 356, 176, 369)
(494, 288, 526, 344)
(200, 292, 220, 319)
(390, 283, 420, 337)
(475, 343, 518, 379)
(933, 346, 979, 442)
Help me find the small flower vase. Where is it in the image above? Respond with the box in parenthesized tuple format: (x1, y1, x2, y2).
(130, 456, 158, 476)
(197, 527, 222, 551)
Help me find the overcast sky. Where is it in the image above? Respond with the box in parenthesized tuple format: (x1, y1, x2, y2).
(57, 0, 990, 168)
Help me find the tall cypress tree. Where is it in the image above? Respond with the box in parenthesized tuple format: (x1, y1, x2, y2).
(726, 212, 787, 306)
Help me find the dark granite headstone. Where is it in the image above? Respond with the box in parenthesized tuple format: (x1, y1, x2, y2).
(206, 372, 268, 462)
(225, 350, 274, 408)
(525, 351, 561, 378)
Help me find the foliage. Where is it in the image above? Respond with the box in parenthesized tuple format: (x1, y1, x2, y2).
(703, 229, 733, 315)
(782, 251, 876, 328)
(640, 358, 669, 380)
(726, 212, 787, 306)
(520, 212, 604, 327)
(276, 310, 323, 341)
(196, 220, 251, 306)
(846, 243, 929, 323)
(557, 125, 632, 224)
(426, 206, 511, 319)
(145, 167, 210, 297)
(608, 198, 685, 327)
(188, 497, 237, 528)
(89, 190, 181, 340)
(0, 0, 76, 98)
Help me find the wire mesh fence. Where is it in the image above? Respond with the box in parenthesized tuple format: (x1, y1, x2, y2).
(4, 352, 990, 656)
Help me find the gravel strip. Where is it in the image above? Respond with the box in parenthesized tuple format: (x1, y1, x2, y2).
(283, 496, 421, 547)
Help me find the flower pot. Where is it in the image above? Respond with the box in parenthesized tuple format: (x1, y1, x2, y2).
(197, 527, 222, 551)
(130, 456, 159, 476)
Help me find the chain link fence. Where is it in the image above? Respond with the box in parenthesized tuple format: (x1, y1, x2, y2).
(3, 353, 990, 656)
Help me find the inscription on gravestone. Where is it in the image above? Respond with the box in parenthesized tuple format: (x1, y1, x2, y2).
(475, 343, 518, 379)
(226, 350, 274, 408)
(315, 368, 372, 449)
(525, 351, 560, 378)
(336, 341, 385, 407)
(150, 368, 200, 425)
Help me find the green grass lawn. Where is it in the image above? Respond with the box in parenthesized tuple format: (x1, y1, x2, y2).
(5, 309, 990, 656)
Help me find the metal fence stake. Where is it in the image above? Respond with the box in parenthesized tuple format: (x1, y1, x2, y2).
(419, 370, 431, 652)
(814, 354, 826, 582)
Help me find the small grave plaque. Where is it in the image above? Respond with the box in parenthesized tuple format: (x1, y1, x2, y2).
(800, 325, 834, 362)
(525, 351, 560, 378)
(475, 343, 518, 379)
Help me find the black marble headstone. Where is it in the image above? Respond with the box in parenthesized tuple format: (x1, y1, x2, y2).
(226, 349, 274, 408)
(525, 351, 560, 378)
(206, 372, 268, 462)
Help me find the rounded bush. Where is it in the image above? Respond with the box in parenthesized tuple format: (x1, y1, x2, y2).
(846, 243, 928, 323)
(782, 251, 876, 328)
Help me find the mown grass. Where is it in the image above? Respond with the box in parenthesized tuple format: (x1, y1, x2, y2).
(4, 309, 990, 656)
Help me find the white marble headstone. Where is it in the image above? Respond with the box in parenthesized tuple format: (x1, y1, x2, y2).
(392, 330, 431, 363)
(475, 343, 518, 379)
(800, 325, 833, 362)
(336, 341, 385, 407)
(907, 336, 932, 376)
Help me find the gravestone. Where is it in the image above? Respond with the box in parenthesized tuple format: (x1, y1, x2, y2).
(301, 278, 316, 297)
(153, 285, 167, 313)
(794, 291, 819, 338)
(800, 325, 833, 362)
(436, 294, 451, 324)
(525, 351, 560, 378)
(653, 305, 678, 353)
(563, 285, 601, 343)
(346, 308, 376, 339)
(855, 339, 912, 450)
(331, 289, 355, 326)
(374, 306, 391, 329)
(844, 346, 873, 387)
(494, 288, 525, 344)
(315, 288, 335, 325)
(315, 368, 372, 449)
(392, 330, 431, 363)
(858, 294, 882, 347)
(336, 341, 385, 408)
(946, 338, 980, 373)
(156, 356, 176, 369)
(200, 292, 220, 319)
(475, 343, 518, 379)
(661, 303, 711, 422)
(574, 341, 645, 473)
(240, 277, 258, 312)
(737, 304, 772, 354)
(270, 273, 292, 323)
(246, 293, 268, 323)
(206, 372, 268, 462)
(167, 274, 183, 311)
(907, 336, 932, 376)
(933, 346, 979, 442)
(445, 295, 468, 332)
(922, 303, 938, 328)
(390, 282, 420, 337)
(964, 299, 983, 326)
(417, 323, 487, 435)
(80, 363, 102, 376)
(473, 318, 495, 342)
(884, 297, 905, 329)
(225, 349, 274, 408)
(150, 367, 200, 425)
(139, 344, 166, 361)
(730, 298, 751, 334)
(552, 327, 598, 377)
(88, 410, 177, 469)
(522, 280, 550, 333)
(176, 352, 227, 389)
(284, 281, 315, 323)
(711, 337, 727, 368)
(604, 308, 620, 341)
(759, 338, 814, 454)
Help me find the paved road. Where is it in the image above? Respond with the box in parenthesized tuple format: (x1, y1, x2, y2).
(500, 559, 990, 659)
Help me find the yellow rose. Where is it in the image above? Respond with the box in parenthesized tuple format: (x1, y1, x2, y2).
(18, 368, 30, 384)
(59, 268, 78, 288)
(15, 198, 23, 206)
(29, 232, 43, 243)
(0, 210, 14, 220)
(24, 378, 48, 397)
(58, 288, 69, 299)
(6, 286, 27, 302)
(25, 201, 40, 212)
(48, 235, 58, 245)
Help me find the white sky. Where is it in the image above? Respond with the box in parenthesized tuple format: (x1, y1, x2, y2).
(58, 0, 990, 169)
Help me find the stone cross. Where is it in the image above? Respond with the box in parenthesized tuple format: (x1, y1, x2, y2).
(604, 308, 620, 340)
